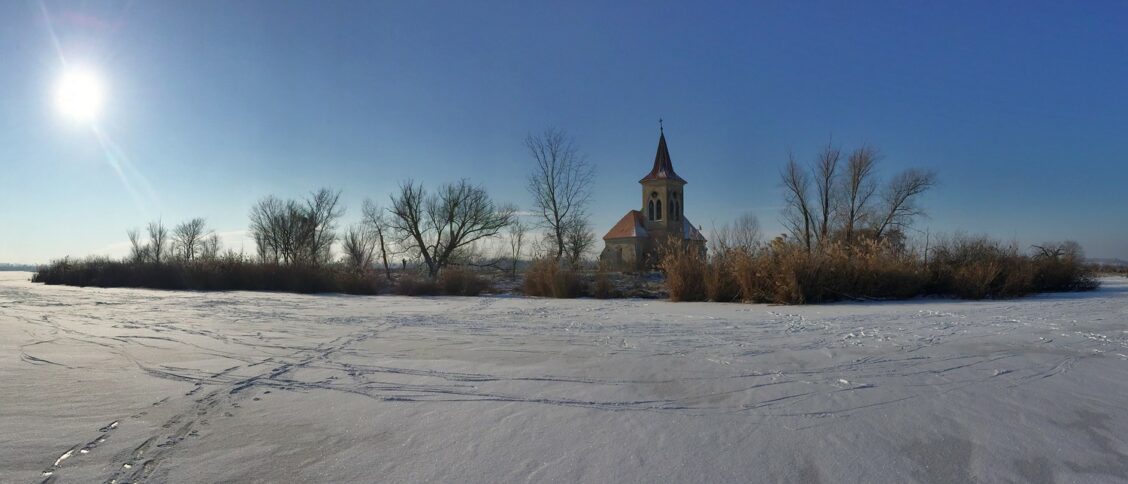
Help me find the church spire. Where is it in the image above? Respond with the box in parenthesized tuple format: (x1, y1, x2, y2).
(639, 125, 686, 184)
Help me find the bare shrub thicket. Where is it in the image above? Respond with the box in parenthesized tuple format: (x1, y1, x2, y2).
(928, 236, 1097, 299)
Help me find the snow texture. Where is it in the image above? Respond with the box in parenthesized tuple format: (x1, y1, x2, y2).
(2, 272, 1128, 483)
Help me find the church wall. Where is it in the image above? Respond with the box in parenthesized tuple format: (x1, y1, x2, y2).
(599, 239, 644, 271)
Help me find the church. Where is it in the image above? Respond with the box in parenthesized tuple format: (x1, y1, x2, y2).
(599, 128, 706, 270)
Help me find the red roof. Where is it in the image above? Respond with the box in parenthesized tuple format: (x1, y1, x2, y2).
(603, 210, 648, 240)
(602, 211, 707, 242)
(639, 132, 687, 184)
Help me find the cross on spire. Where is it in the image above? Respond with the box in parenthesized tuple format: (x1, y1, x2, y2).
(659, 118, 663, 134)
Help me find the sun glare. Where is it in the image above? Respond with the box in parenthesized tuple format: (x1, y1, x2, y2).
(54, 67, 105, 123)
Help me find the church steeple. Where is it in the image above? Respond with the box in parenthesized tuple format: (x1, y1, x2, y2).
(639, 127, 686, 184)
(598, 122, 706, 271)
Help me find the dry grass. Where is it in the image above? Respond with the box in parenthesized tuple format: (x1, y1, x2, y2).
(392, 272, 440, 296)
(659, 235, 1097, 304)
(657, 241, 707, 302)
(32, 256, 386, 295)
(437, 266, 492, 296)
(522, 258, 586, 298)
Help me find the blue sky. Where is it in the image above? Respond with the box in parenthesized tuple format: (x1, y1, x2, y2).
(2, 0, 1126, 263)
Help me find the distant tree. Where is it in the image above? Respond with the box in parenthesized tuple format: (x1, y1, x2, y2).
(388, 179, 515, 278)
(713, 212, 761, 255)
(249, 188, 344, 266)
(781, 155, 814, 253)
(872, 169, 937, 240)
(127, 228, 148, 263)
(250, 196, 286, 264)
(813, 142, 841, 245)
(839, 145, 879, 244)
(507, 217, 528, 276)
(562, 214, 595, 267)
(361, 200, 396, 280)
(147, 220, 169, 264)
(781, 143, 935, 249)
(303, 189, 344, 264)
(173, 218, 207, 262)
(525, 128, 595, 262)
(341, 224, 377, 274)
(200, 232, 221, 260)
(1032, 240, 1083, 260)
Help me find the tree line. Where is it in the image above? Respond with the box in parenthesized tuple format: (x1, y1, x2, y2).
(33, 128, 601, 294)
(31, 133, 1100, 303)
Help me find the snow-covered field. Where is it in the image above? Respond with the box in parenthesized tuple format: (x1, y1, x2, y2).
(2, 272, 1128, 483)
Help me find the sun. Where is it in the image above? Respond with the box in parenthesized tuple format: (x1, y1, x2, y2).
(54, 67, 106, 123)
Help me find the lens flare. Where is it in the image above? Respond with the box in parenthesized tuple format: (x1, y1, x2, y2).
(54, 67, 105, 122)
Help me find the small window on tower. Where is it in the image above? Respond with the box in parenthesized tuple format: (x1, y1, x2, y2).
(656, 200, 662, 220)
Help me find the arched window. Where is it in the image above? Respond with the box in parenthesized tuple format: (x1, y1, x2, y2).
(648, 200, 654, 220)
(672, 200, 679, 221)
(656, 199, 662, 220)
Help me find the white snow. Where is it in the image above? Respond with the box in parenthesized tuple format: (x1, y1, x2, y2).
(2, 272, 1128, 483)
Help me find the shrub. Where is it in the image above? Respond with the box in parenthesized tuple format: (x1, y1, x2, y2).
(658, 242, 707, 302)
(591, 270, 619, 299)
(393, 272, 440, 296)
(703, 249, 742, 302)
(522, 258, 585, 298)
(437, 266, 491, 296)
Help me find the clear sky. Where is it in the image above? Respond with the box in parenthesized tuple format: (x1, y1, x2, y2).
(2, 0, 1126, 264)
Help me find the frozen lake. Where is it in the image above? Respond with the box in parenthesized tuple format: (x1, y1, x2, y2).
(2, 272, 1127, 483)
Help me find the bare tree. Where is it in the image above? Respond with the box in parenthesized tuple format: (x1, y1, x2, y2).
(562, 214, 595, 267)
(872, 169, 937, 240)
(730, 213, 761, 251)
(507, 217, 528, 276)
(127, 228, 148, 263)
(710, 213, 761, 256)
(250, 196, 286, 263)
(1032, 240, 1083, 260)
(813, 143, 841, 245)
(248, 189, 344, 266)
(173, 218, 207, 262)
(525, 128, 595, 262)
(781, 155, 814, 252)
(147, 220, 169, 264)
(840, 145, 879, 243)
(388, 179, 515, 278)
(362, 199, 396, 280)
(302, 188, 344, 265)
(341, 224, 377, 274)
(200, 232, 221, 260)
